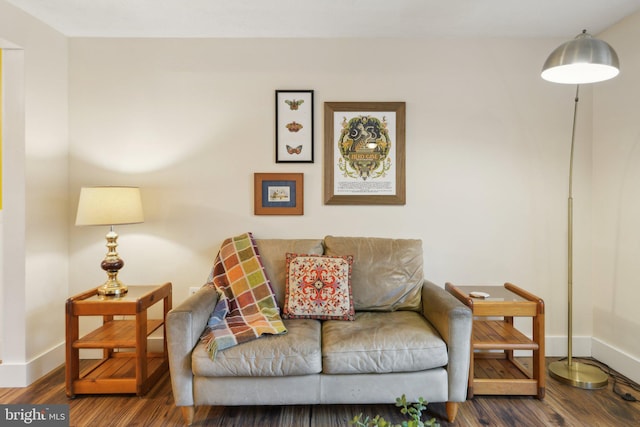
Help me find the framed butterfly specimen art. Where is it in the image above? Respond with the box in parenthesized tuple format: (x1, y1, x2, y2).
(254, 173, 304, 215)
(275, 90, 314, 163)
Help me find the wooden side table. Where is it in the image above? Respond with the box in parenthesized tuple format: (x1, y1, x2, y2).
(445, 282, 545, 399)
(65, 282, 172, 397)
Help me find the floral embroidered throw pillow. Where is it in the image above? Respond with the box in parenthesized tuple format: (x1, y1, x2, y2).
(283, 253, 355, 320)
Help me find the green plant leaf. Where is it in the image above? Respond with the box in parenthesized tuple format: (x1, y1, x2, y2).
(352, 395, 439, 427)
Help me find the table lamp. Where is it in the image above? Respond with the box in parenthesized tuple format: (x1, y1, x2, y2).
(541, 30, 619, 389)
(75, 186, 144, 296)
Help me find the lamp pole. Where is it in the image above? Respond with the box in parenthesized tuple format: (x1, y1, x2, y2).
(566, 85, 578, 368)
(548, 85, 608, 389)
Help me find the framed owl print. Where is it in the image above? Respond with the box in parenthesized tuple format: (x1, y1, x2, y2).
(275, 90, 314, 163)
(323, 102, 406, 205)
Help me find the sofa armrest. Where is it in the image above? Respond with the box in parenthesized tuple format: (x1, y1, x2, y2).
(421, 280, 472, 402)
(166, 286, 218, 406)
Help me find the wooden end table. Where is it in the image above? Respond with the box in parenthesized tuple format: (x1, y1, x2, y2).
(65, 282, 172, 397)
(445, 282, 545, 399)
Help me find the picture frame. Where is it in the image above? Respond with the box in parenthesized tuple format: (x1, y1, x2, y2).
(275, 90, 314, 163)
(254, 173, 304, 215)
(324, 102, 406, 205)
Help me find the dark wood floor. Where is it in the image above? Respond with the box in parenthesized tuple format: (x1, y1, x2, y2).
(1, 358, 639, 426)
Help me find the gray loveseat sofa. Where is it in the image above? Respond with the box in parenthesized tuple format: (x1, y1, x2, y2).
(167, 236, 472, 425)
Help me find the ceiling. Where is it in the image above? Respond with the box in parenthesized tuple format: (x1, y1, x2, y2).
(6, 0, 640, 39)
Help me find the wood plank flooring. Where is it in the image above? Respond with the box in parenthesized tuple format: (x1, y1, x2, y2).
(1, 358, 638, 426)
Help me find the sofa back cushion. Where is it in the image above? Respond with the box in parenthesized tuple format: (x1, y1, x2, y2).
(255, 239, 324, 307)
(323, 236, 423, 311)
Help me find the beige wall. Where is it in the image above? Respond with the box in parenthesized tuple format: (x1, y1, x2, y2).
(0, 0, 69, 386)
(593, 12, 640, 382)
(68, 37, 594, 356)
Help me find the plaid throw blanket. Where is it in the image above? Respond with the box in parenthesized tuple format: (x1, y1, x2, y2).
(200, 232, 287, 359)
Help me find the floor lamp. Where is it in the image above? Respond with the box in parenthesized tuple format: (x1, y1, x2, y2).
(541, 30, 619, 389)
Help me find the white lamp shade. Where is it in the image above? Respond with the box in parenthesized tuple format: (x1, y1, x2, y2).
(76, 186, 144, 226)
(541, 31, 619, 84)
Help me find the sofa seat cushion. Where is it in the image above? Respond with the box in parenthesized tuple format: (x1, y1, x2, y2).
(192, 319, 322, 377)
(321, 311, 448, 374)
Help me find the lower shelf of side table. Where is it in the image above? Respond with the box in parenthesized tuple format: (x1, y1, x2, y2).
(472, 356, 538, 396)
(72, 354, 167, 395)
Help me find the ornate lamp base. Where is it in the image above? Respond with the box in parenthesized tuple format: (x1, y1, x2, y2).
(549, 360, 608, 389)
(98, 227, 128, 297)
(98, 278, 128, 296)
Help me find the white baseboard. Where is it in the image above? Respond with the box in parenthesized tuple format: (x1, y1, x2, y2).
(519, 335, 639, 385)
(0, 337, 165, 387)
(544, 335, 594, 357)
(592, 337, 640, 385)
(0, 342, 65, 387)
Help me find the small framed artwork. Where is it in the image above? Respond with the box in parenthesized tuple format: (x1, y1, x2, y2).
(275, 90, 314, 163)
(254, 173, 304, 215)
(324, 101, 406, 205)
